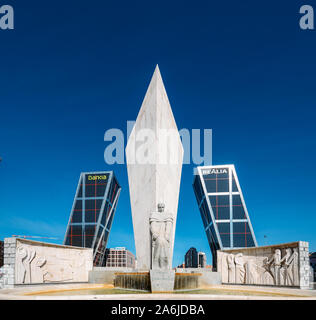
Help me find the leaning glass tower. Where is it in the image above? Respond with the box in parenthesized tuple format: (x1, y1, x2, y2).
(193, 165, 257, 269)
(64, 171, 121, 266)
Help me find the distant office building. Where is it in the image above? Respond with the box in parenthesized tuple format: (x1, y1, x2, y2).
(193, 165, 257, 269)
(0, 240, 3, 267)
(310, 252, 316, 281)
(64, 171, 121, 266)
(177, 262, 185, 269)
(104, 247, 136, 268)
(185, 247, 198, 268)
(198, 252, 206, 268)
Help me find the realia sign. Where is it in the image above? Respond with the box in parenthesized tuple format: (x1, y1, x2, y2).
(202, 168, 228, 175)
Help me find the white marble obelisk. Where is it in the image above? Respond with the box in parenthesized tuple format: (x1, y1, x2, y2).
(126, 65, 184, 270)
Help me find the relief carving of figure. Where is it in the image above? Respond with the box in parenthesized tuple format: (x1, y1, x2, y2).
(280, 248, 298, 286)
(227, 254, 236, 283)
(265, 249, 284, 285)
(149, 203, 173, 270)
(234, 253, 245, 284)
(245, 259, 259, 284)
(16, 246, 28, 284)
(32, 257, 47, 283)
(16, 246, 36, 284)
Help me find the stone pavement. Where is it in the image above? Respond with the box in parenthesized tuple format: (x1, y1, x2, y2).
(1, 283, 316, 300)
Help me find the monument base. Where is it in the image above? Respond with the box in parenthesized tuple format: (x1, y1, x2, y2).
(150, 270, 175, 292)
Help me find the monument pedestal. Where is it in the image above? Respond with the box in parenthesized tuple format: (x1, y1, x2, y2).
(150, 270, 175, 292)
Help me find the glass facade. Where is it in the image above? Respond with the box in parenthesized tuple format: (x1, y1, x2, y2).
(193, 165, 257, 269)
(64, 171, 121, 266)
(185, 247, 198, 268)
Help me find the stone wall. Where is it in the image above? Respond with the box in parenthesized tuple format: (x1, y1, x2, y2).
(0, 237, 93, 288)
(0, 238, 16, 288)
(217, 241, 310, 289)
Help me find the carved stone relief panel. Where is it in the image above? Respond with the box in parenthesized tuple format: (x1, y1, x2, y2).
(15, 239, 93, 284)
(217, 242, 305, 288)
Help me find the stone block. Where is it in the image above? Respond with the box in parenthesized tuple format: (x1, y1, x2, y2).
(218, 241, 308, 288)
(89, 269, 117, 284)
(5, 237, 16, 244)
(199, 271, 221, 286)
(7, 268, 14, 275)
(150, 270, 175, 292)
(14, 238, 93, 285)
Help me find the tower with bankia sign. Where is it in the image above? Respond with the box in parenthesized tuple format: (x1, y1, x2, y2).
(64, 171, 121, 266)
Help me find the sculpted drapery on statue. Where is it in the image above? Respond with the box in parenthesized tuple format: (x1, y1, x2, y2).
(149, 203, 173, 270)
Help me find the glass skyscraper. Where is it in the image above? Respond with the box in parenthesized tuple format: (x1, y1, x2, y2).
(64, 171, 121, 266)
(185, 247, 198, 268)
(193, 165, 257, 269)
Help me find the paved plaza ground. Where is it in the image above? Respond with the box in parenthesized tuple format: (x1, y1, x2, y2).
(1, 283, 316, 300)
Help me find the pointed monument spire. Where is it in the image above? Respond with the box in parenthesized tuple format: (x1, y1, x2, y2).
(126, 65, 184, 270)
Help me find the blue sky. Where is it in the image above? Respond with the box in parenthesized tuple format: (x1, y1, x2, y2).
(0, 0, 316, 266)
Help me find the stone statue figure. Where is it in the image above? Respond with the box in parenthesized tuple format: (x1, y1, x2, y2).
(280, 248, 298, 286)
(227, 254, 236, 283)
(234, 253, 245, 284)
(245, 259, 258, 284)
(266, 249, 283, 285)
(149, 203, 173, 270)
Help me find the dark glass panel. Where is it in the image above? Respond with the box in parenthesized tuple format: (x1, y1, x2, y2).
(233, 234, 245, 247)
(85, 184, 97, 198)
(233, 222, 255, 247)
(202, 168, 229, 193)
(246, 234, 255, 247)
(74, 200, 82, 210)
(93, 226, 104, 252)
(217, 222, 230, 247)
(209, 195, 230, 220)
(210, 224, 220, 249)
(198, 199, 208, 228)
(71, 236, 83, 247)
(70, 225, 83, 247)
(71, 211, 82, 223)
(233, 222, 251, 233)
(101, 201, 110, 226)
(77, 184, 83, 198)
(193, 176, 204, 205)
(103, 231, 109, 249)
(106, 207, 115, 231)
(200, 199, 212, 226)
(84, 225, 96, 248)
(85, 199, 103, 223)
(232, 175, 238, 192)
(71, 225, 82, 236)
(232, 195, 246, 219)
(107, 179, 118, 206)
(65, 235, 71, 245)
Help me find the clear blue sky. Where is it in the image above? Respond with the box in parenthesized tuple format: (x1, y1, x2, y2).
(0, 0, 315, 266)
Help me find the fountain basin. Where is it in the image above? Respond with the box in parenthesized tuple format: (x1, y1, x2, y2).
(113, 271, 202, 292)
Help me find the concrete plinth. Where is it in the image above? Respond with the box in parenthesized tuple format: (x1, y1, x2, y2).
(150, 270, 175, 292)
